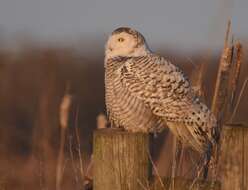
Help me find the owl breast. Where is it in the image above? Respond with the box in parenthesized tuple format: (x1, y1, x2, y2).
(105, 58, 163, 133)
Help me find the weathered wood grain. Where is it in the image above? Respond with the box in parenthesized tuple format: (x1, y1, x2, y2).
(93, 128, 150, 190)
(219, 124, 248, 190)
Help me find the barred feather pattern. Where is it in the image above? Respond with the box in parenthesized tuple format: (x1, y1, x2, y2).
(105, 56, 164, 133)
(105, 54, 217, 153)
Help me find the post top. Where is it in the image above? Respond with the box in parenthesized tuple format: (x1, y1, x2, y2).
(94, 128, 149, 136)
(224, 123, 247, 129)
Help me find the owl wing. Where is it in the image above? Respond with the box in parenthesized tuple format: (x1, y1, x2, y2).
(118, 54, 217, 149)
(119, 54, 193, 117)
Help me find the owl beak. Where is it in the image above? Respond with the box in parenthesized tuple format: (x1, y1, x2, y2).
(109, 47, 113, 51)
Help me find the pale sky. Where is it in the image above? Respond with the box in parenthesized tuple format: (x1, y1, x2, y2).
(0, 0, 247, 51)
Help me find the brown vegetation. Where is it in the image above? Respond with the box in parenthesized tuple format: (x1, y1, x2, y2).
(0, 42, 247, 189)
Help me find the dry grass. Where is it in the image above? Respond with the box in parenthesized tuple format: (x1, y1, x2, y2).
(0, 40, 247, 189)
(56, 84, 72, 190)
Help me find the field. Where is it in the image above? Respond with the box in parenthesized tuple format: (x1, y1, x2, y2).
(0, 41, 247, 189)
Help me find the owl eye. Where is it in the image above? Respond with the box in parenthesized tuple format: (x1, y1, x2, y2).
(117, 37, 125, 42)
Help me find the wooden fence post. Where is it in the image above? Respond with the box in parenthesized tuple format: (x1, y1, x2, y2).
(93, 128, 150, 190)
(219, 124, 248, 190)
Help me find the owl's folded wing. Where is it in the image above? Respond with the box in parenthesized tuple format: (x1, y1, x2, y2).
(119, 54, 217, 146)
(119, 54, 193, 117)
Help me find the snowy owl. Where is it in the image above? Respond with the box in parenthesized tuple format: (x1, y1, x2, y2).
(104, 27, 218, 157)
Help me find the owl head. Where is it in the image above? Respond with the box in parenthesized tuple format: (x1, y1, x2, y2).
(105, 27, 150, 59)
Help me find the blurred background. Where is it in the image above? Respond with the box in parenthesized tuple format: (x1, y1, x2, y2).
(0, 0, 247, 189)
